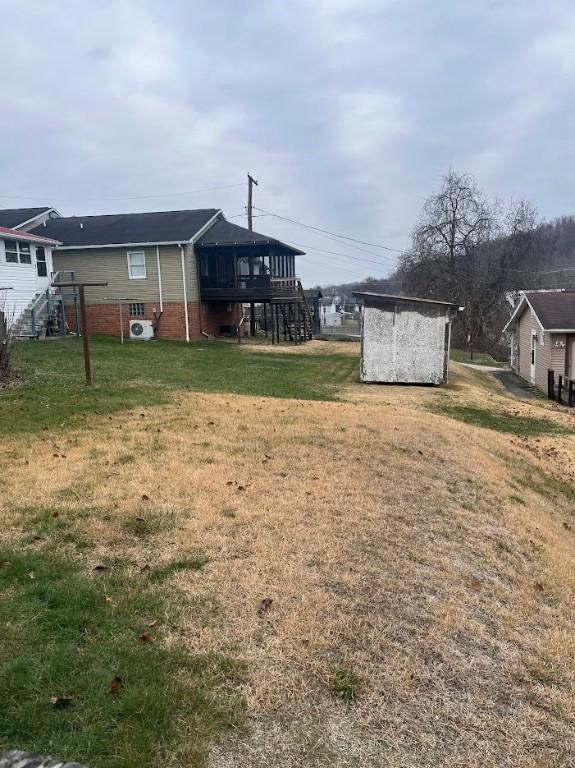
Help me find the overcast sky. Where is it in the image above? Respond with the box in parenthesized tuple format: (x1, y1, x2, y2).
(1, 1, 575, 285)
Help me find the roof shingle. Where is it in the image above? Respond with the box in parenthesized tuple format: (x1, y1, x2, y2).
(526, 291, 575, 330)
(0, 207, 52, 229)
(32, 209, 219, 247)
(196, 219, 304, 254)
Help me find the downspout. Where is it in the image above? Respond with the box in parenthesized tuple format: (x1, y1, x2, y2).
(156, 245, 163, 312)
(193, 242, 205, 337)
(179, 243, 190, 343)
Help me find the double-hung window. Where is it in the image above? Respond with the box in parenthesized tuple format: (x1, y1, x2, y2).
(4, 240, 18, 263)
(127, 251, 146, 279)
(4, 239, 32, 264)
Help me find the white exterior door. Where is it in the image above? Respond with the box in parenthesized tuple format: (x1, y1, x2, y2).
(570, 338, 575, 379)
(35, 246, 50, 293)
(530, 332, 537, 383)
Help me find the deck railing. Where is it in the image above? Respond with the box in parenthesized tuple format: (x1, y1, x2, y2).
(548, 369, 575, 406)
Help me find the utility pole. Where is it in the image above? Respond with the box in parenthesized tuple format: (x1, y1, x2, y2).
(247, 173, 258, 337)
(247, 173, 258, 231)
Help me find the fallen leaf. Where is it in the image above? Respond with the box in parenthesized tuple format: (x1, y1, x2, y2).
(141, 494, 150, 501)
(470, 579, 482, 592)
(50, 695, 73, 708)
(237, 485, 246, 491)
(93, 564, 109, 573)
(258, 597, 273, 615)
(563, 522, 572, 530)
(52, 511, 60, 518)
(31, 535, 45, 543)
(110, 676, 123, 695)
(135, 517, 145, 522)
(226, 481, 234, 486)
(104, 596, 113, 604)
(534, 581, 545, 592)
(139, 631, 154, 643)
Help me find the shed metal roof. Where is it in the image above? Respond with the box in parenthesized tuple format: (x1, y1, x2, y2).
(353, 291, 458, 308)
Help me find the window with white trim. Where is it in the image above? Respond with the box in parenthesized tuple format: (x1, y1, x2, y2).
(127, 251, 146, 279)
(4, 239, 32, 264)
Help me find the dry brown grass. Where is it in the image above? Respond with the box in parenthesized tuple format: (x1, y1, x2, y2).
(2, 354, 575, 766)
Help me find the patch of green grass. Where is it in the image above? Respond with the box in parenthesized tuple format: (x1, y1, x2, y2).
(1, 337, 358, 435)
(519, 473, 575, 505)
(221, 507, 237, 519)
(149, 555, 208, 583)
(330, 668, 359, 703)
(0, 545, 241, 767)
(450, 349, 505, 367)
(430, 403, 570, 437)
(115, 453, 136, 465)
(121, 512, 174, 539)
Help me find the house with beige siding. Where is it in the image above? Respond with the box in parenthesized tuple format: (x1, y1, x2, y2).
(21, 208, 309, 342)
(503, 291, 575, 394)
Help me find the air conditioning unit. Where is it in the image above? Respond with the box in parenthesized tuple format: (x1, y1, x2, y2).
(129, 319, 154, 340)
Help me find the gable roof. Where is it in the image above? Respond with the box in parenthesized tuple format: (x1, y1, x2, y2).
(0, 225, 60, 246)
(196, 219, 305, 255)
(504, 291, 575, 332)
(31, 209, 220, 248)
(0, 207, 54, 229)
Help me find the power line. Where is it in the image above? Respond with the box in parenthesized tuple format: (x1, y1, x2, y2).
(0, 182, 245, 204)
(287, 240, 399, 267)
(253, 206, 404, 253)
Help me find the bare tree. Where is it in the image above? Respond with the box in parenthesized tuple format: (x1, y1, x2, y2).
(399, 171, 539, 355)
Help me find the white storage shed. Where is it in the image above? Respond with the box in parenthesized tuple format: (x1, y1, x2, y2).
(353, 292, 459, 385)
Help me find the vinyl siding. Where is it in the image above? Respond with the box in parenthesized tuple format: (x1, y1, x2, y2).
(516, 306, 565, 392)
(52, 245, 199, 304)
(0, 240, 54, 324)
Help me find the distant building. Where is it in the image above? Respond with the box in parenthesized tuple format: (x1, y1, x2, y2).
(353, 292, 459, 385)
(503, 290, 575, 394)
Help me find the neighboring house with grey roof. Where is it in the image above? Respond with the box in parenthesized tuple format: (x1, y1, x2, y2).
(503, 290, 575, 394)
(20, 207, 308, 342)
(0, 225, 60, 335)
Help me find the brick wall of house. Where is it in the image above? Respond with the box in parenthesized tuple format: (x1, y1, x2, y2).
(200, 301, 242, 336)
(65, 301, 204, 341)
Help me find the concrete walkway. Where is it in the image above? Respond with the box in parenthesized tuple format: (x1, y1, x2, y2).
(457, 362, 502, 372)
(491, 369, 540, 400)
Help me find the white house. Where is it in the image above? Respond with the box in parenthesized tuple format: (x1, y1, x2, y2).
(0, 226, 60, 330)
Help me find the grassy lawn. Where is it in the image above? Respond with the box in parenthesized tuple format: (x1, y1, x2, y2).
(3, 336, 358, 435)
(430, 403, 571, 436)
(450, 348, 505, 367)
(2, 340, 575, 767)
